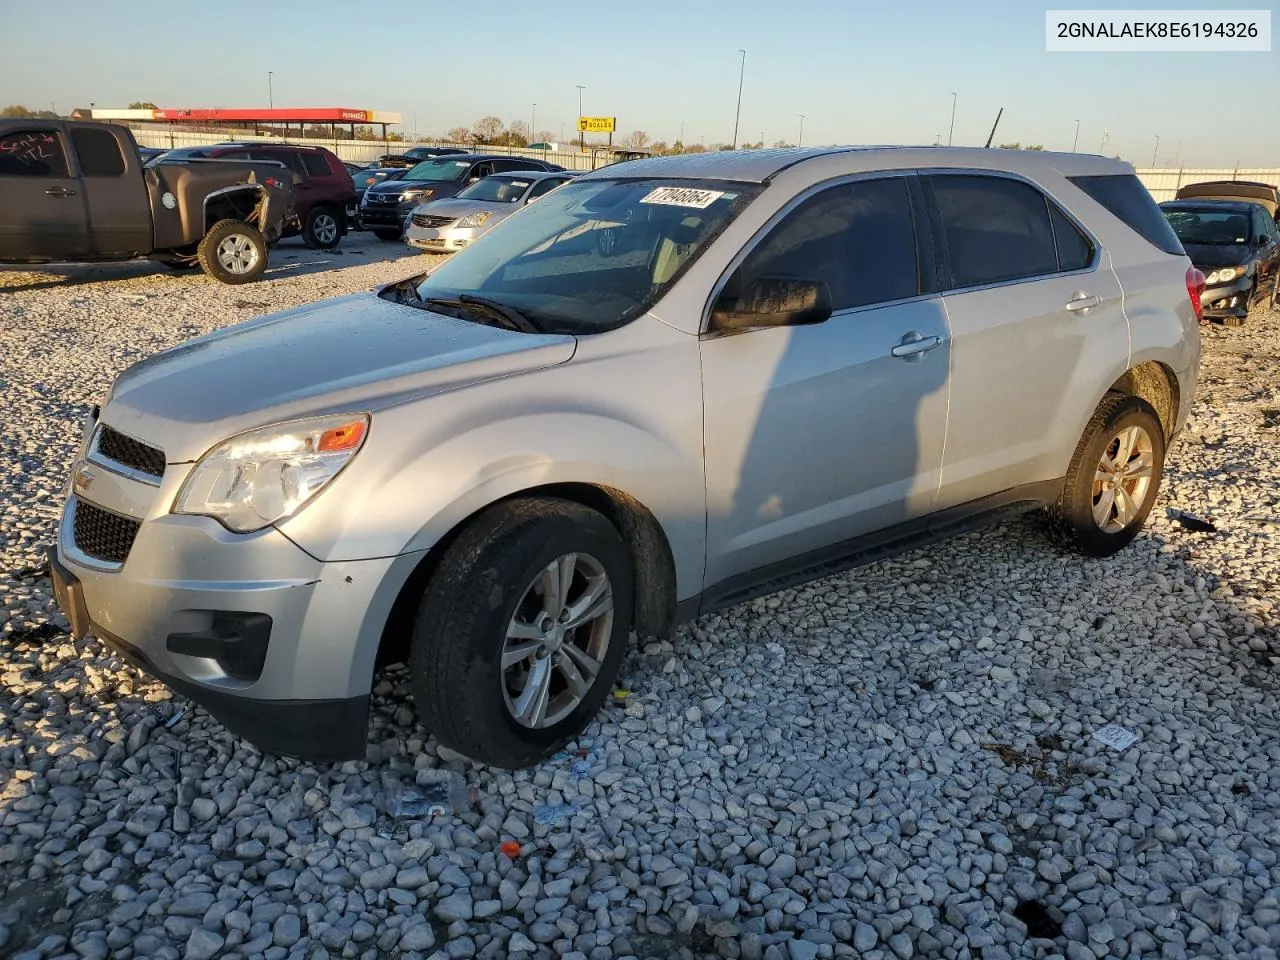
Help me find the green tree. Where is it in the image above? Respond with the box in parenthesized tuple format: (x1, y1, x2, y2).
(2, 104, 34, 118)
(128, 101, 159, 110)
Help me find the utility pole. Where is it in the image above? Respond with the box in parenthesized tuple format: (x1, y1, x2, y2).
(268, 72, 274, 110)
(732, 49, 746, 150)
(948, 92, 956, 146)
(798, 114, 806, 147)
(576, 84, 586, 153)
(531, 104, 536, 144)
(1151, 135, 1160, 167)
(1072, 119, 1079, 152)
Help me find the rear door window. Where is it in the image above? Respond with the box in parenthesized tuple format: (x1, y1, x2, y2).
(0, 128, 68, 177)
(928, 175, 1058, 288)
(1068, 173, 1184, 255)
(733, 176, 920, 311)
(494, 158, 540, 173)
(70, 128, 126, 176)
(301, 152, 331, 177)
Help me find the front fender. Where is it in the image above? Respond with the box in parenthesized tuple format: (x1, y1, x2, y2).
(278, 320, 707, 599)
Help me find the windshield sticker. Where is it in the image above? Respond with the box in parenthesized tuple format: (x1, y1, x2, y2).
(640, 187, 726, 209)
(510, 181, 530, 189)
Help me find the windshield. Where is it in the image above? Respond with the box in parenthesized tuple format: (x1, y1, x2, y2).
(1162, 206, 1253, 245)
(403, 159, 471, 182)
(457, 176, 533, 203)
(413, 178, 759, 334)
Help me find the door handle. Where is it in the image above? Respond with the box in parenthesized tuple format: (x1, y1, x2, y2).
(891, 333, 943, 359)
(1065, 293, 1101, 312)
(45, 187, 77, 198)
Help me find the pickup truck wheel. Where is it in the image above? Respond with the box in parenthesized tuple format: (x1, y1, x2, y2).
(303, 206, 342, 250)
(198, 220, 267, 284)
(373, 228, 402, 242)
(1053, 392, 1165, 557)
(410, 497, 633, 768)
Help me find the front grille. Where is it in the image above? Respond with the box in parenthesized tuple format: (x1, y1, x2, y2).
(73, 500, 141, 565)
(368, 193, 399, 205)
(412, 214, 455, 229)
(97, 426, 165, 478)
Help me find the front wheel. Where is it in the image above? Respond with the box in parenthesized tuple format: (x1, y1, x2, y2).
(197, 220, 268, 284)
(302, 205, 342, 249)
(1053, 392, 1165, 556)
(410, 498, 633, 768)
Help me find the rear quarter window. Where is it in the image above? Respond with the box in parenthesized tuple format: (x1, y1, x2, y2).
(1068, 174, 1184, 256)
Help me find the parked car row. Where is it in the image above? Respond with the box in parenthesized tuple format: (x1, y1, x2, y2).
(404, 169, 580, 253)
(357, 153, 565, 240)
(1160, 179, 1280, 325)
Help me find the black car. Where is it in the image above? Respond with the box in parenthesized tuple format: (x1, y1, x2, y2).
(1161, 199, 1280, 325)
(359, 154, 562, 240)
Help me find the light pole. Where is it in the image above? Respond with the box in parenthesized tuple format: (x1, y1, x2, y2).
(948, 92, 956, 146)
(576, 84, 586, 152)
(1151, 135, 1160, 167)
(798, 114, 806, 147)
(268, 72, 274, 110)
(531, 104, 536, 144)
(1072, 119, 1080, 152)
(732, 49, 746, 150)
(680, 121, 685, 147)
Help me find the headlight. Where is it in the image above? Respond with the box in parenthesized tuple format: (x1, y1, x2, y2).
(174, 414, 369, 533)
(1204, 266, 1246, 285)
(455, 212, 492, 229)
(401, 188, 434, 202)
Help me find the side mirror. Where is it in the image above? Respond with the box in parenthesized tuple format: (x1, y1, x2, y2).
(712, 276, 833, 331)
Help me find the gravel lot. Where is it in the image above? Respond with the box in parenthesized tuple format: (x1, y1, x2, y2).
(2, 243, 1278, 960)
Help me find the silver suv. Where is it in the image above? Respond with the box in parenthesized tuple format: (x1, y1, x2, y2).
(49, 147, 1202, 768)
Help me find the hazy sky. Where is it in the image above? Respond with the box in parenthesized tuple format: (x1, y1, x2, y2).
(4, 0, 1276, 166)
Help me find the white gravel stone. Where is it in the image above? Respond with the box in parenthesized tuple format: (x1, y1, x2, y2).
(2, 254, 1279, 960)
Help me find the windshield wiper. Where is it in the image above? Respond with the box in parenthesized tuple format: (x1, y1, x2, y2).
(421, 295, 542, 334)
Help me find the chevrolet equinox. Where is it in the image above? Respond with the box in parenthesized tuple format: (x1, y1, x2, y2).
(50, 147, 1202, 768)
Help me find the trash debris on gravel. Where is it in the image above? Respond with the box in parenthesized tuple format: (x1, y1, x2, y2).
(1168, 507, 1220, 532)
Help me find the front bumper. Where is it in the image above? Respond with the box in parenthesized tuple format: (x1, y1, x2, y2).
(405, 224, 484, 253)
(1200, 275, 1253, 319)
(359, 199, 423, 229)
(48, 429, 422, 760)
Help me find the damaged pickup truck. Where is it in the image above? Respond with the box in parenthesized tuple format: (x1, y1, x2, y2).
(0, 120, 295, 284)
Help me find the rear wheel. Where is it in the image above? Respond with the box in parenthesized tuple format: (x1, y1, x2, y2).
(1053, 393, 1165, 556)
(373, 228, 402, 242)
(302, 205, 342, 249)
(197, 220, 268, 284)
(410, 497, 633, 768)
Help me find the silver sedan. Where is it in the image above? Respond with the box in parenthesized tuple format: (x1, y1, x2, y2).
(404, 170, 578, 253)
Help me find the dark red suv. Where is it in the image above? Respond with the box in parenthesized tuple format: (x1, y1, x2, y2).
(154, 142, 355, 249)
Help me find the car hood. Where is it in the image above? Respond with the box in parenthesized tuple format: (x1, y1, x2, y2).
(366, 178, 463, 198)
(411, 198, 520, 220)
(1183, 242, 1251, 270)
(102, 292, 577, 462)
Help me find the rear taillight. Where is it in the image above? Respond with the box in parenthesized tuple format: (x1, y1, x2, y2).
(1186, 265, 1206, 323)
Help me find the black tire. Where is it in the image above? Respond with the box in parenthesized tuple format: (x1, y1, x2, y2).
(373, 228, 402, 242)
(302, 205, 343, 250)
(410, 497, 634, 768)
(1053, 392, 1165, 557)
(197, 220, 268, 284)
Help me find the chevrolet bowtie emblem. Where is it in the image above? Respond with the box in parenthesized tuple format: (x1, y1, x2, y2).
(73, 463, 95, 494)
